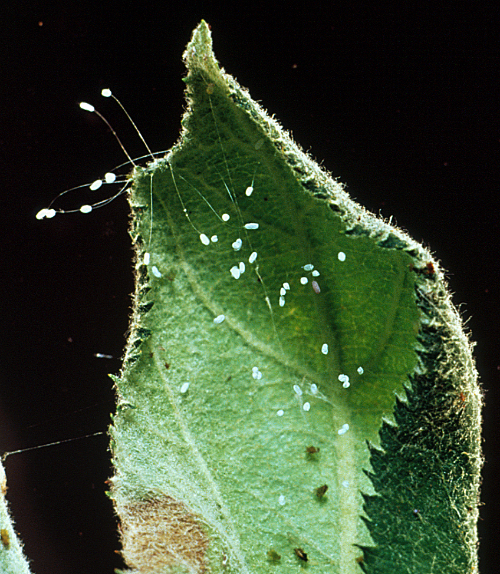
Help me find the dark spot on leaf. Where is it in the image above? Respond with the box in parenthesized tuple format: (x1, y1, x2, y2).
(425, 261, 435, 275)
(315, 484, 328, 498)
(294, 548, 308, 562)
(139, 301, 154, 313)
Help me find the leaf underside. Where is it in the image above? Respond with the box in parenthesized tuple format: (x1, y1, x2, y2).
(109, 21, 481, 574)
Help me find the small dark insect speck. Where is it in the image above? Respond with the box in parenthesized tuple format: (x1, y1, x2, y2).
(294, 548, 308, 562)
(315, 484, 328, 498)
(306, 446, 319, 454)
(164, 362, 170, 369)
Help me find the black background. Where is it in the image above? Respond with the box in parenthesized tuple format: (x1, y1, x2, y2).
(1, 2, 499, 573)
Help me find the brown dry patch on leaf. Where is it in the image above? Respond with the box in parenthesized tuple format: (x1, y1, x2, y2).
(119, 496, 209, 573)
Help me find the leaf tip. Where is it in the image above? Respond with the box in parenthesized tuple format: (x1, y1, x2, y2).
(183, 20, 220, 78)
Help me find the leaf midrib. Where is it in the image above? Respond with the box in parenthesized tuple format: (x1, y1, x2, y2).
(154, 164, 371, 571)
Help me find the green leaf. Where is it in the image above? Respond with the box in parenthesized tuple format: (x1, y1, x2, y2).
(110, 21, 481, 574)
(0, 462, 32, 574)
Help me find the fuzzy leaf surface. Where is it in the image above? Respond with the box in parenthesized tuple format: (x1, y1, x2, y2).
(110, 21, 481, 574)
